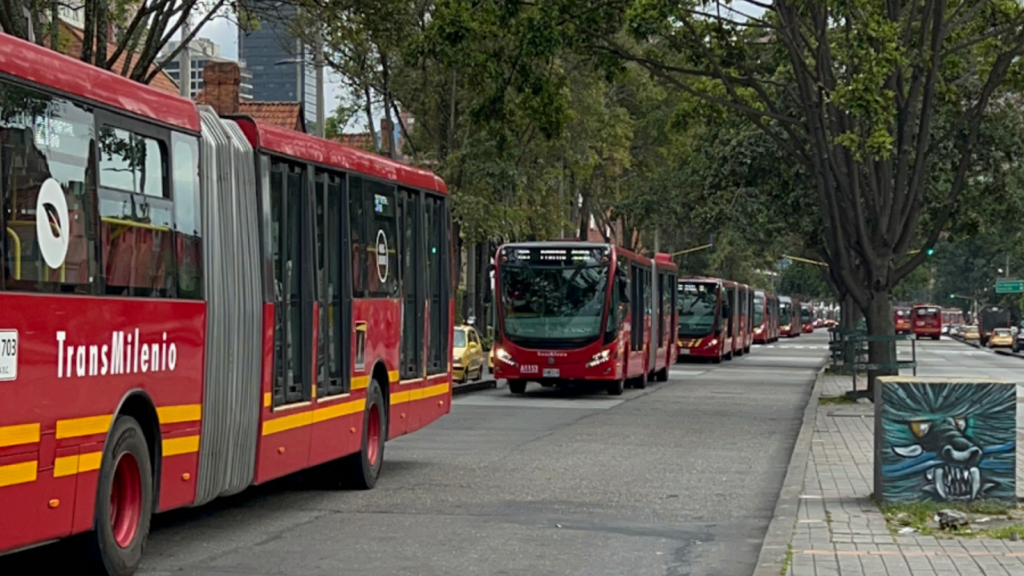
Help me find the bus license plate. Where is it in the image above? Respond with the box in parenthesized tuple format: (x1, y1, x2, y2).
(678, 349, 690, 355)
(543, 368, 560, 378)
(0, 330, 17, 380)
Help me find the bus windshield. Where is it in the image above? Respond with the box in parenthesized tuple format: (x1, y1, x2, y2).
(781, 303, 792, 325)
(753, 296, 764, 326)
(499, 262, 610, 344)
(678, 282, 718, 336)
(800, 308, 811, 323)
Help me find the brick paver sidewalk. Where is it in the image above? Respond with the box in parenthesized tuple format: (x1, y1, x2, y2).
(785, 374, 1024, 576)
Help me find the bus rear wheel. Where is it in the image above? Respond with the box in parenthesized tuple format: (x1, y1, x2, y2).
(655, 367, 669, 382)
(339, 378, 387, 489)
(84, 415, 153, 576)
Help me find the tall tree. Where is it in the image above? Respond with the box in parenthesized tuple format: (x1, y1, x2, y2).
(0, 0, 248, 84)
(564, 1, 1024, 384)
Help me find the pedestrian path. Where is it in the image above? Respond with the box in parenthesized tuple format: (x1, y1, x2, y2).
(781, 374, 1024, 576)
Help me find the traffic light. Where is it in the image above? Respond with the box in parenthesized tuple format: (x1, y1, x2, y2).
(926, 248, 934, 256)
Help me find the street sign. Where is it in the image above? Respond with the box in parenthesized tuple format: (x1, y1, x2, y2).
(995, 279, 1023, 294)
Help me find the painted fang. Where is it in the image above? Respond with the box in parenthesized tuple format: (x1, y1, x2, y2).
(55, 330, 177, 378)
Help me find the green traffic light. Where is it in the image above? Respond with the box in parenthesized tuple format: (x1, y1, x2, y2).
(926, 248, 934, 256)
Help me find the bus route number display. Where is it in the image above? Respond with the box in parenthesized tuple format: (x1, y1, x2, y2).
(0, 329, 18, 380)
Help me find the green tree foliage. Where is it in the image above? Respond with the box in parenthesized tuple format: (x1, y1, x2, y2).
(0, 0, 250, 84)
(778, 262, 831, 301)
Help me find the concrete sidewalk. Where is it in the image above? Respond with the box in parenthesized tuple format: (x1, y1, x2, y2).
(780, 374, 1024, 576)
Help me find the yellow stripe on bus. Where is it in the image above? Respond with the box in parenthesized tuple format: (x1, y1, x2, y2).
(351, 371, 398, 391)
(0, 460, 37, 487)
(312, 399, 365, 423)
(52, 451, 103, 478)
(262, 411, 313, 436)
(0, 423, 40, 448)
(163, 435, 200, 457)
(264, 393, 272, 408)
(157, 405, 202, 424)
(262, 397, 367, 436)
(56, 415, 111, 439)
(391, 382, 450, 406)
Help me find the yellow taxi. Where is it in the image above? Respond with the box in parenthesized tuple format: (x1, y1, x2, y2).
(987, 328, 1014, 348)
(964, 325, 980, 342)
(453, 325, 486, 383)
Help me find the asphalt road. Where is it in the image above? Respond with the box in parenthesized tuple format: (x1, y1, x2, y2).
(2, 333, 828, 576)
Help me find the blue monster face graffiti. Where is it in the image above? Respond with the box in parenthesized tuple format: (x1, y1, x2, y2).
(879, 381, 1016, 503)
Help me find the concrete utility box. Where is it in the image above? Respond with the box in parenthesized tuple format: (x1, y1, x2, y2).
(874, 377, 1016, 505)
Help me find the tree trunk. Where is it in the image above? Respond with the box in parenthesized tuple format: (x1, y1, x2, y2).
(863, 291, 896, 396)
(838, 292, 859, 366)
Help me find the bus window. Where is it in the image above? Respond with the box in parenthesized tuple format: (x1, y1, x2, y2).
(0, 82, 98, 293)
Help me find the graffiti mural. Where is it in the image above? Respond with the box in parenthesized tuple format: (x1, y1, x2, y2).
(875, 379, 1016, 504)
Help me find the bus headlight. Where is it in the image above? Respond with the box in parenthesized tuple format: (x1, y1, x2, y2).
(754, 326, 763, 334)
(496, 348, 516, 366)
(586, 349, 611, 368)
(708, 338, 718, 347)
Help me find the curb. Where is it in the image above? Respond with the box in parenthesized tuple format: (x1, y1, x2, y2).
(752, 363, 825, 576)
(452, 378, 499, 395)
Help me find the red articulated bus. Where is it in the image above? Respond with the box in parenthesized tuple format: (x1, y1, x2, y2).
(894, 306, 912, 334)
(780, 296, 802, 337)
(941, 308, 963, 332)
(912, 304, 942, 340)
(677, 277, 731, 362)
(753, 289, 779, 344)
(0, 34, 453, 574)
(801, 304, 815, 333)
(490, 242, 657, 395)
(735, 284, 752, 355)
(649, 254, 679, 383)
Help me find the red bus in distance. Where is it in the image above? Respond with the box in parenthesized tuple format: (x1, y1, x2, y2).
(894, 306, 912, 334)
(735, 284, 752, 355)
(0, 33, 452, 575)
(801, 304, 815, 333)
(912, 304, 942, 340)
(650, 254, 679, 383)
(753, 289, 779, 344)
(780, 296, 802, 337)
(490, 242, 660, 394)
(677, 277, 731, 362)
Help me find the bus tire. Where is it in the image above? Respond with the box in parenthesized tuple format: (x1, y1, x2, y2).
(634, 377, 646, 389)
(655, 367, 669, 382)
(509, 380, 527, 394)
(712, 354, 721, 364)
(340, 378, 387, 490)
(83, 416, 153, 576)
(607, 378, 624, 395)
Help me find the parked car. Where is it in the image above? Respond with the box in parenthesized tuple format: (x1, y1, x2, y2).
(988, 328, 1014, 348)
